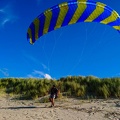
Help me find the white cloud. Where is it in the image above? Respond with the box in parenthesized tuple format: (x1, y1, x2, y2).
(0, 5, 18, 27)
(0, 68, 9, 77)
(41, 63, 49, 71)
(1, 18, 9, 26)
(27, 70, 52, 79)
(33, 70, 44, 76)
(44, 74, 52, 79)
(22, 51, 38, 63)
(22, 51, 50, 71)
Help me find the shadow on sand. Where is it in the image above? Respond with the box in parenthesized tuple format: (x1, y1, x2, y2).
(0, 106, 48, 109)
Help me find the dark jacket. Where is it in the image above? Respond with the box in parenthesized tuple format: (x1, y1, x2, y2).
(50, 87, 58, 95)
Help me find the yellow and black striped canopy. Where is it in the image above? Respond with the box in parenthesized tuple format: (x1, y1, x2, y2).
(27, 0, 120, 44)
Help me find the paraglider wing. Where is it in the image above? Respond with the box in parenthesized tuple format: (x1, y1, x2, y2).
(27, 0, 120, 44)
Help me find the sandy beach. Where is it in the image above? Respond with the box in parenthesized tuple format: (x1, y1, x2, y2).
(0, 95, 120, 120)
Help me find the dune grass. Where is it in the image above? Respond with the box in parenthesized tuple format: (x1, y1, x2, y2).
(0, 76, 120, 100)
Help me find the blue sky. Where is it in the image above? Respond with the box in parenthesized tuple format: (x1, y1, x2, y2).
(0, 0, 120, 79)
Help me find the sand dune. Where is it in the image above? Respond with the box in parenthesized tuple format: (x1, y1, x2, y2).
(0, 96, 120, 120)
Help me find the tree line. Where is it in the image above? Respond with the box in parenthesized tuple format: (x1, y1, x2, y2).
(0, 76, 120, 99)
